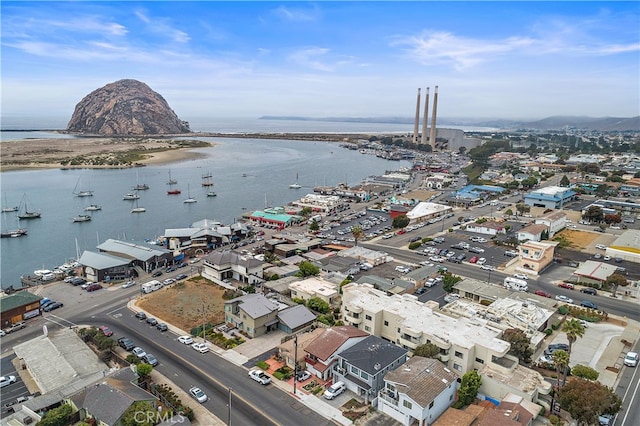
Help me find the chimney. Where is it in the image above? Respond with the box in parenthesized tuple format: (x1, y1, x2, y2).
(421, 87, 430, 145)
(430, 85, 438, 150)
(413, 88, 421, 144)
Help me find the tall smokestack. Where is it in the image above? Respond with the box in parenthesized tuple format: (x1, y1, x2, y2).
(421, 87, 430, 145)
(430, 85, 438, 150)
(413, 88, 421, 144)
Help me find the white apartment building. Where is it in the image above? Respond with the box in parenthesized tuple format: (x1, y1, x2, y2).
(289, 276, 339, 306)
(534, 210, 567, 238)
(341, 283, 510, 374)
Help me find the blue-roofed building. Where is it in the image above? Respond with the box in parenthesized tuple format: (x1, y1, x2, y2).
(446, 185, 505, 207)
(249, 206, 301, 230)
(524, 186, 576, 209)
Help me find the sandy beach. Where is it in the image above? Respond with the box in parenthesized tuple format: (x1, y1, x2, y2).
(0, 137, 211, 172)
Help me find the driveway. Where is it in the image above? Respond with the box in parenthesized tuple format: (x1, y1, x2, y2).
(232, 330, 285, 360)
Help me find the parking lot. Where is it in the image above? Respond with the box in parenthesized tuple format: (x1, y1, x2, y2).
(0, 356, 32, 419)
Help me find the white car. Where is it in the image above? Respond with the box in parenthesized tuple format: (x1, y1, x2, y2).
(603, 256, 611, 261)
(477, 258, 487, 265)
(192, 342, 209, 353)
(0, 375, 17, 388)
(121, 280, 136, 288)
(579, 319, 589, 328)
(595, 244, 607, 250)
(624, 351, 639, 367)
(178, 336, 193, 345)
(538, 355, 553, 364)
(249, 369, 272, 385)
(132, 347, 147, 359)
(555, 295, 574, 304)
(189, 386, 208, 403)
(480, 264, 494, 270)
(323, 381, 346, 400)
(513, 273, 529, 280)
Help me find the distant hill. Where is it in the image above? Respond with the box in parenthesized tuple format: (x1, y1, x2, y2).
(259, 115, 640, 131)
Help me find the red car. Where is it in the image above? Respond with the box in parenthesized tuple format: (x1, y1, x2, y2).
(86, 283, 103, 292)
(98, 326, 113, 337)
(469, 256, 479, 263)
(535, 290, 552, 298)
(397, 229, 406, 235)
(557, 282, 575, 290)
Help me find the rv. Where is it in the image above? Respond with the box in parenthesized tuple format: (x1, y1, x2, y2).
(141, 280, 163, 294)
(504, 277, 528, 292)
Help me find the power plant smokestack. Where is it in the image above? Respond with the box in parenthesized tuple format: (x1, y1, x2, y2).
(413, 88, 421, 144)
(430, 85, 439, 150)
(421, 87, 430, 145)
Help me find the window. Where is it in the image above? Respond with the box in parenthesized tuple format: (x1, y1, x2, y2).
(360, 371, 368, 380)
(365, 314, 372, 321)
(384, 320, 389, 326)
(475, 357, 484, 364)
(429, 401, 434, 408)
(364, 325, 370, 332)
(453, 363, 462, 372)
(351, 365, 359, 375)
(455, 351, 463, 359)
(403, 400, 412, 409)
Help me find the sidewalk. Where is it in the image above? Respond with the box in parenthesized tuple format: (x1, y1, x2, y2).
(128, 300, 352, 426)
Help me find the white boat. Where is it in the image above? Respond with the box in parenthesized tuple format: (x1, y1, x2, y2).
(289, 173, 302, 189)
(17, 194, 41, 219)
(131, 198, 146, 213)
(73, 177, 94, 197)
(72, 214, 92, 222)
(207, 191, 217, 197)
(167, 170, 177, 185)
(132, 171, 149, 190)
(34, 269, 52, 277)
(184, 185, 197, 203)
(84, 204, 102, 211)
(2, 194, 19, 212)
(123, 192, 140, 200)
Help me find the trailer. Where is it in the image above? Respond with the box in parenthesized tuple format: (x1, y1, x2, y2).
(141, 280, 162, 294)
(504, 277, 528, 292)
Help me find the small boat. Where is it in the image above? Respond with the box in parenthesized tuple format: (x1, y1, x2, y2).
(1, 228, 27, 238)
(289, 173, 302, 189)
(73, 177, 94, 197)
(132, 171, 149, 190)
(72, 214, 92, 222)
(131, 198, 146, 213)
(184, 185, 197, 203)
(123, 192, 140, 200)
(167, 189, 182, 195)
(17, 194, 41, 220)
(1, 206, 19, 213)
(84, 204, 102, 211)
(202, 172, 214, 187)
(167, 170, 178, 185)
(207, 191, 217, 197)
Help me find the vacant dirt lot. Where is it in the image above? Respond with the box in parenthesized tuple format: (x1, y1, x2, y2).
(555, 229, 600, 250)
(136, 278, 227, 332)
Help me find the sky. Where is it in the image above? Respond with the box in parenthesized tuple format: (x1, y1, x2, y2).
(1, 1, 639, 122)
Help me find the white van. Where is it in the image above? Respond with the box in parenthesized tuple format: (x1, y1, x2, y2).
(141, 280, 162, 294)
(323, 381, 345, 400)
(504, 277, 528, 292)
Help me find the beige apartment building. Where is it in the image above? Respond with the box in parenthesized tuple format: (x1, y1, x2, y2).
(341, 283, 510, 374)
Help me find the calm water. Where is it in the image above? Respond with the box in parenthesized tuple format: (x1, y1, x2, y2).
(1, 136, 411, 288)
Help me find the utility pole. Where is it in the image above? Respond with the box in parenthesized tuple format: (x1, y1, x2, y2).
(228, 387, 232, 425)
(293, 334, 298, 395)
(202, 304, 206, 343)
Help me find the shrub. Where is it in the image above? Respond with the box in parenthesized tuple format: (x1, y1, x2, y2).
(408, 242, 422, 250)
(558, 305, 570, 315)
(544, 328, 553, 335)
(256, 360, 269, 370)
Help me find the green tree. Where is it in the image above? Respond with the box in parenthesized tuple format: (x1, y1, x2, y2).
(504, 208, 513, 216)
(557, 378, 621, 425)
(456, 370, 482, 407)
(297, 261, 320, 277)
(36, 404, 74, 426)
(308, 219, 320, 232)
(351, 225, 364, 246)
(121, 401, 156, 426)
(559, 175, 571, 187)
(300, 206, 313, 217)
(442, 273, 462, 292)
(516, 203, 531, 215)
(571, 364, 599, 381)
(583, 205, 604, 223)
(605, 273, 628, 297)
(552, 349, 570, 386)
(562, 319, 586, 359)
(502, 328, 534, 363)
(392, 214, 410, 229)
(413, 343, 441, 358)
(307, 297, 330, 314)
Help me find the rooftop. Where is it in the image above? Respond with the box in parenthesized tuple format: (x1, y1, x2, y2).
(289, 277, 338, 298)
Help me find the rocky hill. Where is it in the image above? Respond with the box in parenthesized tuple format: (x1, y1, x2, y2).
(66, 79, 190, 135)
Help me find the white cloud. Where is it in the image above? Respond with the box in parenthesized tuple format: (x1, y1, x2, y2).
(271, 4, 321, 22)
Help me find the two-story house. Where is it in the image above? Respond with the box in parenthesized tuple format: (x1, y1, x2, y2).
(224, 294, 279, 338)
(378, 357, 459, 426)
(332, 335, 408, 403)
(517, 240, 558, 275)
(202, 250, 264, 285)
(304, 326, 369, 381)
(534, 210, 567, 238)
(289, 277, 339, 306)
(517, 223, 548, 242)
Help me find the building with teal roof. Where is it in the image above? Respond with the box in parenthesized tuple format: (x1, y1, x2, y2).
(249, 207, 301, 230)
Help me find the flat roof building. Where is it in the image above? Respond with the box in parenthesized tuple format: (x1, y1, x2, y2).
(524, 186, 576, 209)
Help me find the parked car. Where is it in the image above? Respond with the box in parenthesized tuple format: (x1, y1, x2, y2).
(598, 413, 613, 426)
(5, 321, 27, 333)
(249, 369, 272, 385)
(118, 337, 134, 351)
(142, 353, 158, 367)
(534, 290, 552, 298)
(295, 371, 311, 382)
(557, 282, 575, 290)
(0, 375, 17, 388)
(98, 326, 113, 337)
(135, 312, 147, 320)
(122, 280, 136, 289)
(480, 264, 494, 271)
(132, 347, 146, 359)
(323, 381, 346, 399)
(86, 283, 102, 292)
(156, 323, 168, 332)
(624, 351, 639, 367)
(513, 273, 529, 280)
(544, 343, 570, 356)
(43, 301, 63, 312)
(192, 342, 209, 353)
(176, 274, 188, 281)
(189, 386, 208, 403)
(146, 317, 158, 326)
(469, 256, 479, 263)
(166, 266, 177, 273)
(152, 271, 163, 277)
(581, 300, 598, 309)
(580, 288, 597, 295)
(555, 295, 573, 304)
(477, 258, 487, 265)
(178, 335, 193, 345)
(504, 250, 518, 257)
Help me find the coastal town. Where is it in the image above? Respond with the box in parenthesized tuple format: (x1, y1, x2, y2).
(2, 126, 640, 426)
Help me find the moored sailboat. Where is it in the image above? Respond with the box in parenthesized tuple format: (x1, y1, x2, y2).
(131, 198, 146, 213)
(1, 228, 28, 238)
(72, 214, 92, 222)
(17, 194, 41, 220)
(183, 184, 197, 203)
(167, 170, 178, 185)
(289, 173, 302, 189)
(73, 177, 94, 197)
(85, 204, 102, 211)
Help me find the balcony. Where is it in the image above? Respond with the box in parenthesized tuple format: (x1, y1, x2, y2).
(345, 313, 362, 324)
(378, 391, 398, 406)
(348, 305, 363, 314)
(398, 336, 418, 350)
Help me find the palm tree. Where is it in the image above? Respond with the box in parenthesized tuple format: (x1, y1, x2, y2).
(552, 349, 570, 387)
(562, 319, 586, 358)
(351, 225, 364, 246)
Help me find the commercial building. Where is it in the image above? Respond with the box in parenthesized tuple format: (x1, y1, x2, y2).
(406, 202, 452, 223)
(572, 261, 618, 286)
(523, 186, 576, 209)
(606, 230, 640, 264)
(534, 210, 567, 238)
(1, 291, 42, 329)
(517, 223, 548, 242)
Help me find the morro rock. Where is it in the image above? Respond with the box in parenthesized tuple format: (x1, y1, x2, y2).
(67, 79, 190, 135)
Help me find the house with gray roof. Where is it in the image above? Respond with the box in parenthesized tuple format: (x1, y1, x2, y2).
(332, 335, 408, 403)
(304, 326, 369, 381)
(277, 304, 316, 334)
(78, 251, 133, 283)
(378, 357, 459, 426)
(202, 250, 264, 285)
(224, 294, 280, 337)
(356, 275, 413, 295)
(163, 219, 250, 251)
(96, 239, 173, 273)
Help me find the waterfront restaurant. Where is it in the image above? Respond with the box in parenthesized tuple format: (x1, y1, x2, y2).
(249, 206, 301, 230)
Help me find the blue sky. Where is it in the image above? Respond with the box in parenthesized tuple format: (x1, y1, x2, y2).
(1, 1, 639, 121)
